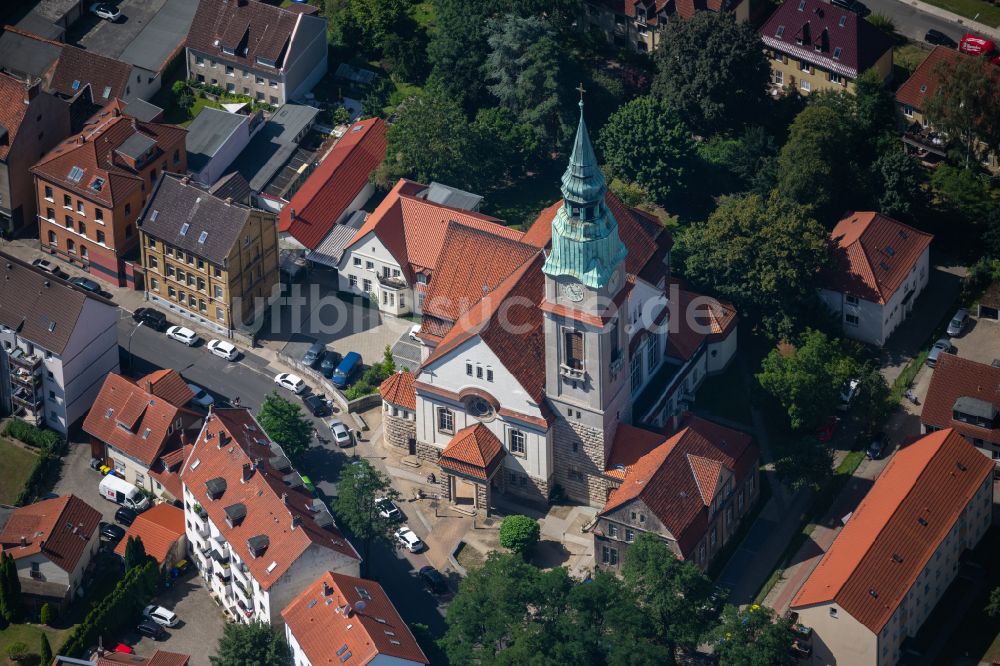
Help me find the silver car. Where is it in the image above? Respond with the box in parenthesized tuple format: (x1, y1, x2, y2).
(946, 309, 969, 337)
(927, 338, 954, 367)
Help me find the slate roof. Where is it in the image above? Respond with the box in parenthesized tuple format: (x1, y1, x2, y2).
(281, 572, 429, 666)
(180, 408, 359, 590)
(791, 429, 992, 632)
(185, 107, 249, 174)
(760, 0, 894, 77)
(187, 0, 303, 70)
(138, 174, 260, 265)
(0, 495, 101, 573)
(439, 423, 506, 480)
(235, 103, 318, 192)
(278, 118, 387, 250)
(379, 371, 416, 411)
(600, 415, 757, 555)
(922, 353, 1000, 445)
(822, 212, 933, 304)
(113, 503, 185, 564)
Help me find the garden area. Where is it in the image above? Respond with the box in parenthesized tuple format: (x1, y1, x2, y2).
(921, 0, 1000, 26)
(0, 437, 36, 505)
(159, 81, 279, 127)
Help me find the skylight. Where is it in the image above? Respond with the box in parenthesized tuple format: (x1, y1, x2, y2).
(180, 223, 190, 236)
(797, 0, 805, 10)
(102, 86, 112, 99)
(879, 261, 890, 271)
(776, 25, 785, 37)
(886, 246, 895, 256)
(833, 47, 842, 60)
(266, 561, 277, 573)
(72, 80, 80, 91)
(90, 177, 105, 192)
(142, 428, 152, 439)
(190, 458, 201, 470)
(198, 231, 208, 244)
(150, 210, 159, 222)
(838, 14, 847, 26)
(67, 166, 84, 183)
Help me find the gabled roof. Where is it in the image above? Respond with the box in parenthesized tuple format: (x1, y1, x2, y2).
(822, 212, 933, 304)
(0, 27, 62, 85)
(281, 572, 429, 666)
(600, 415, 757, 555)
(277, 117, 386, 249)
(113, 503, 185, 564)
(97, 650, 190, 666)
(439, 423, 505, 480)
(922, 353, 1000, 444)
(188, 0, 308, 70)
(895, 46, 966, 112)
(379, 371, 416, 411)
(180, 409, 359, 590)
(185, 107, 249, 174)
(791, 429, 993, 632)
(0, 72, 33, 161)
(760, 0, 893, 78)
(666, 283, 738, 361)
(0, 495, 100, 573)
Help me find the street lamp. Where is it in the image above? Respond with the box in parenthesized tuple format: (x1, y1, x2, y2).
(127, 320, 144, 373)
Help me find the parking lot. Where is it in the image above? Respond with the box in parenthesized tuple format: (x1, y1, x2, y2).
(127, 573, 225, 666)
(949, 311, 1000, 365)
(55, 437, 119, 523)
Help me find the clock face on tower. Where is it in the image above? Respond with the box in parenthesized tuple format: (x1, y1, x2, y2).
(562, 281, 585, 302)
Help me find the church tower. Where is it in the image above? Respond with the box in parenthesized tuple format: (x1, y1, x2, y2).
(543, 99, 630, 507)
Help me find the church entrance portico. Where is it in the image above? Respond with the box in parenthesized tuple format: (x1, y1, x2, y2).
(436, 423, 505, 516)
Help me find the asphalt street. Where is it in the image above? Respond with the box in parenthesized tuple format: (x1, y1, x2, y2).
(859, 0, 968, 44)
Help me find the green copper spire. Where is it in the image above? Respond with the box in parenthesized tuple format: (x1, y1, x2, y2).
(542, 99, 627, 290)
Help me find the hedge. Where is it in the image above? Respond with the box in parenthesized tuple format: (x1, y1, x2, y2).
(6, 420, 68, 507)
(4, 419, 64, 454)
(59, 560, 159, 658)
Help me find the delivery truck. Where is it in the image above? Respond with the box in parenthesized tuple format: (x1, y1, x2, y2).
(98, 474, 151, 511)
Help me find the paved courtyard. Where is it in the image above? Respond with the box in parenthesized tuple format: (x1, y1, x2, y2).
(949, 312, 1000, 365)
(126, 573, 225, 666)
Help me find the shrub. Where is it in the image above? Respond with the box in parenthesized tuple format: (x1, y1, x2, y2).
(40, 602, 53, 625)
(4, 419, 63, 452)
(867, 12, 895, 34)
(499, 515, 540, 557)
(5, 641, 28, 662)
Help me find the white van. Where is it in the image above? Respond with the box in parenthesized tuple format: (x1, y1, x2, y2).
(98, 475, 151, 511)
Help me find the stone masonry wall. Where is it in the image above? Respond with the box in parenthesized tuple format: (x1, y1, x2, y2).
(416, 441, 439, 464)
(384, 412, 415, 450)
(552, 417, 610, 507)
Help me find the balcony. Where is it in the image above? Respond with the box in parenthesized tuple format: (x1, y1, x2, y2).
(902, 124, 947, 159)
(10, 366, 42, 388)
(376, 273, 407, 289)
(559, 363, 585, 380)
(12, 387, 43, 411)
(214, 569, 232, 584)
(8, 347, 42, 371)
(233, 579, 251, 601)
(196, 525, 209, 538)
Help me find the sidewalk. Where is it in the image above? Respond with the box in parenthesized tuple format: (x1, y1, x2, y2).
(906, 0, 1000, 39)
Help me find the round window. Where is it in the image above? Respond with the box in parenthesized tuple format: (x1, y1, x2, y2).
(465, 396, 494, 420)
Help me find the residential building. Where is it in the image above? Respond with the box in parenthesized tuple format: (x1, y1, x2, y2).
(31, 101, 188, 286)
(233, 103, 319, 198)
(922, 353, 1000, 476)
(0, 252, 119, 434)
(0, 494, 100, 610)
(186, 107, 263, 186)
(54, 649, 191, 666)
(113, 503, 187, 570)
(279, 117, 386, 257)
(83, 369, 202, 496)
(0, 73, 72, 235)
(180, 408, 360, 625)
(581, 0, 751, 53)
(186, 0, 328, 106)
(594, 415, 759, 570)
(282, 572, 429, 666)
(819, 212, 933, 347)
(138, 174, 280, 337)
(790, 428, 993, 666)
(761, 0, 893, 95)
(895, 46, 999, 172)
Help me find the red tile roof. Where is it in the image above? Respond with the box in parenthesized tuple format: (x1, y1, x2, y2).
(600, 416, 757, 555)
(0, 72, 31, 161)
(0, 495, 100, 573)
(84, 371, 197, 467)
(922, 353, 1000, 444)
(113, 503, 185, 564)
(895, 46, 966, 112)
(187, 0, 303, 70)
(281, 572, 429, 665)
(822, 212, 933, 304)
(791, 429, 993, 632)
(439, 423, 505, 480)
(666, 282, 738, 361)
(760, 0, 893, 78)
(379, 371, 416, 411)
(180, 409, 359, 590)
(278, 118, 388, 250)
(98, 650, 190, 666)
(150, 443, 195, 501)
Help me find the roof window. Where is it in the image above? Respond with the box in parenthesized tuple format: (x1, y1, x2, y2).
(920, 84, 927, 93)
(72, 80, 80, 91)
(102, 86, 112, 99)
(776, 25, 785, 37)
(198, 231, 208, 244)
(899, 229, 909, 239)
(797, 0, 806, 9)
(90, 177, 105, 192)
(879, 261, 890, 271)
(886, 246, 895, 256)
(833, 47, 842, 59)
(68, 166, 84, 183)
(180, 223, 190, 236)
(142, 428, 151, 440)
(150, 210, 159, 222)
(839, 14, 847, 26)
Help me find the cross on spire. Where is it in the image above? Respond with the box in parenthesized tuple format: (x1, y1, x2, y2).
(576, 83, 586, 107)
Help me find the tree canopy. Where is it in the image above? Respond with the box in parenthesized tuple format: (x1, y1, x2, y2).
(331, 459, 399, 577)
(711, 604, 797, 666)
(257, 391, 313, 460)
(498, 515, 541, 557)
(123, 535, 148, 572)
(210, 621, 291, 666)
(924, 56, 1000, 168)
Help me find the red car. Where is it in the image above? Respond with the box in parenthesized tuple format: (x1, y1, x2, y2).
(816, 416, 840, 442)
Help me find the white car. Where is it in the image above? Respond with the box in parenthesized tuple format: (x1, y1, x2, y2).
(31, 258, 65, 277)
(408, 324, 421, 341)
(274, 372, 307, 394)
(186, 383, 215, 408)
(837, 378, 860, 411)
(328, 419, 352, 447)
(395, 526, 424, 553)
(90, 3, 120, 20)
(207, 339, 239, 361)
(376, 497, 402, 521)
(165, 326, 199, 346)
(142, 605, 178, 627)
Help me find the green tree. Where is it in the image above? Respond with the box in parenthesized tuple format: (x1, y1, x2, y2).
(757, 329, 858, 430)
(473, 106, 543, 182)
(622, 533, 721, 652)
(854, 364, 891, 435)
(677, 192, 829, 339)
(854, 68, 898, 141)
(39, 632, 52, 666)
(344, 0, 410, 55)
(774, 435, 835, 491)
(331, 459, 399, 577)
(257, 391, 313, 459)
(924, 55, 1000, 167)
(712, 604, 796, 666)
(931, 163, 994, 221)
(498, 515, 540, 557)
(729, 126, 779, 195)
(210, 621, 291, 666)
(0, 551, 21, 623)
(123, 535, 148, 571)
(5, 641, 28, 663)
(872, 145, 924, 219)
(39, 602, 52, 625)
(987, 586, 1000, 617)
(598, 96, 695, 206)
(777, 104, 855, 219)
(651, 11, 770, 133)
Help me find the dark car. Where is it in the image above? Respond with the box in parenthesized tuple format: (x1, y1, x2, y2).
(301, 341, 327, 368)
(302, 393, 332, 417)
(867, 432, 888, 459)
(115, 506, 138, 526)
(830, 0, 869, 15)
(925, 29, 957, 47)
(418, 565, 447, 594)
(132, 307, 168, 331)
(319, 352, 342, 378)
(137, 619, 167, 640)
(99, 522, 126, 544)
(69, 276, 103, 295)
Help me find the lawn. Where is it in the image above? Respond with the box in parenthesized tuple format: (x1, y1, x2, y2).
(893, 42, 932, 80)
(0, 437, 37, 505)
(695, 362, 754, 427)
(0, 622, 71, 664)
(919, 0, 1000, 26)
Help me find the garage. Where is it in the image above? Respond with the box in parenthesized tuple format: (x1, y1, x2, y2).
(978, 282, 1000, 321)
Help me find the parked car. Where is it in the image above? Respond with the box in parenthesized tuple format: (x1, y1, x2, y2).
(206, 339, 239, 361)
(274, 372, 307, 394)
(331, 352, 362, 388)
(408, 325, 421, 341)
(302, 394, 332, 417)
(867, 432, 888, 460)
(816, 416, 840, 442)
(31, 258, 67, 278)
(301, 341, 327, 368)
(838, 378, 860, 411)
(925, 29, 957, 47)
(376, 497, 402, 522)
(927, 338, 954, 367)
(114, 506, 138, 526)
(99, 522, 126, 544)
(143, 605, 179, 627)
(831, 0, 869, 15)
(132, 308, 167, 331)
(328, 419, 352, 447)
(90, 3, 121, 20)
(165, 326, 199, 346)
(69, 276, 103, 295)
(136, 619, 167, 640)
(947, 308, 970, 337)
(186, 383, 215, 408)
(395, 526, 424, 553)
(418, 565, 447, 594)
(319, 352, 342, 378)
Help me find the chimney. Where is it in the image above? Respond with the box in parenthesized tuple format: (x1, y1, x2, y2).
(24, 78, 40, 105)
(19, 535, 26, 547)
(144, 379, 153, 393)
(290, 208, 296, 220)
(224, 197, 232, 206)
(322, 582, 332, 596)
(242, 463, 253, 482)
(345, 603, 353, 618)
(280, 492, 288, 505)
(291, 515, 302, 529)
